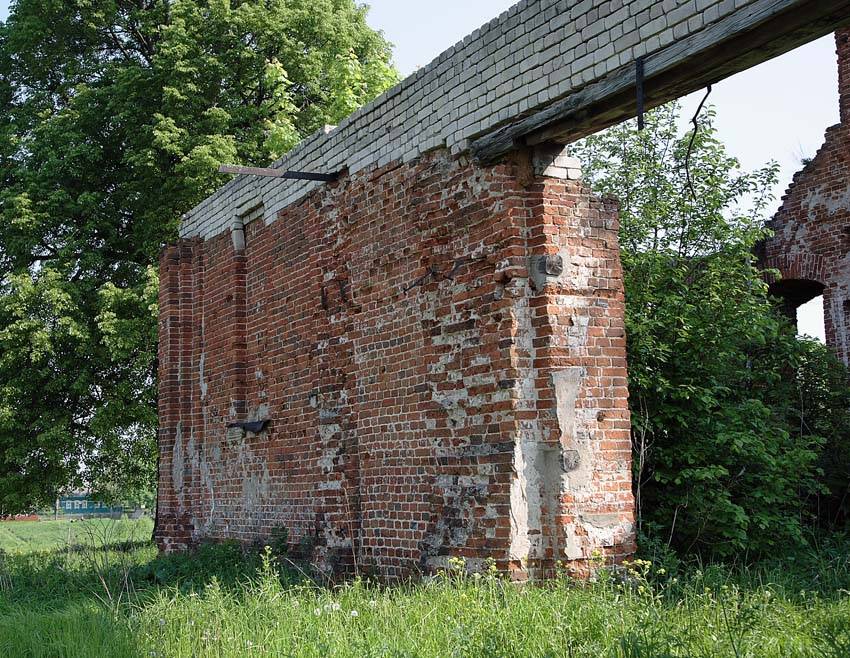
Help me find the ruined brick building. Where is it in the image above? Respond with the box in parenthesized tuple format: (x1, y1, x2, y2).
(761, 28, 850, 366)
(156, 1, 850, 579)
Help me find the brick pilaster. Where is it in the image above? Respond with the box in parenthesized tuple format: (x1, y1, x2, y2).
(155, 239, 202, 552)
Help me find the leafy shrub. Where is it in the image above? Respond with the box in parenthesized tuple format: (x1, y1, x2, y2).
(133, 540, 260, 590)
(575, 103, 850, 557)
(269, 526, 290, 559)
(791, 341, 850, 527)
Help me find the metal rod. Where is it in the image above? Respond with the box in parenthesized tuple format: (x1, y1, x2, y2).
(219, 165, 339, 182)
(636, 57, 646, 131)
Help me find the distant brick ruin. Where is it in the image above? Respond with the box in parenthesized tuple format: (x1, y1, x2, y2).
(762, 28, 850, 366)
(156, 1, 850, 579)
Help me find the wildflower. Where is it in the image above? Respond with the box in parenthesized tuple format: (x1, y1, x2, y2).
(350, 610, 359, 617)
(159, 619, 166, 627)
(368, 599, 378, 608)
(314, 608, 322, 616)
(448, 556, 466, 573)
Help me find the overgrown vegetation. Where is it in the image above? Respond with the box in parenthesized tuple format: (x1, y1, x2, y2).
(0, 519, 848, 657)
(574, 103, 850, 558)
(0, 0, 398, 511)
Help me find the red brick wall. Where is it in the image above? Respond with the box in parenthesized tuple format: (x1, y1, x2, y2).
(763, 29, 850, 366)
(156, 148, 635, 579)
(839, 29, 849, 125)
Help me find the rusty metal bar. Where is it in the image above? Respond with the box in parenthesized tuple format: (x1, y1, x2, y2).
(636, 57, 646, 131)
(219, 165, 339, 182)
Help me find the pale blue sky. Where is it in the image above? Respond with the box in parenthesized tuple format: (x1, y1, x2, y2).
(0, 0, 835, 338)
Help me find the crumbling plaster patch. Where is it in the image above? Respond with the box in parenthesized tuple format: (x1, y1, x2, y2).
(802, 182, 850, 220)
(198, 352, 208, 400)
(171, 421, 185, 509)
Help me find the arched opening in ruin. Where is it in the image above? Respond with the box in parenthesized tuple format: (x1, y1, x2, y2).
(769, 278, 826, 333)
(797, 295, 827, 342)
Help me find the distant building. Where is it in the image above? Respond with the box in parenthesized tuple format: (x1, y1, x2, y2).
(58, 493, 122, 517)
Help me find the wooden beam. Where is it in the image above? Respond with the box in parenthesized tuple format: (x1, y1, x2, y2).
(472, 0, 850, 163)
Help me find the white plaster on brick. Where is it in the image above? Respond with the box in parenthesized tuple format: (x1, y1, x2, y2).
(198, 352, 208, 400)
(802, 183, 850, 219)
(171, 421, 185, 505)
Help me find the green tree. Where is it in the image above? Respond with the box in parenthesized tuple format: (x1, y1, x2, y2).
(574, 103, 850, 557)
(0, 0, 397, 513)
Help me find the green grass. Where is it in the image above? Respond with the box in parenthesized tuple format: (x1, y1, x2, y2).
(0, 518, 153, 554)
(1, 520, 849, 657)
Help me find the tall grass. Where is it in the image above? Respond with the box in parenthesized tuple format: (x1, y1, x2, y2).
(0, 521, 848, 657)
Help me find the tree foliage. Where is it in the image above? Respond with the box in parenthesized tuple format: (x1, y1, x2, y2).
(575, 103, 850, 557)
(0, 0, 397, 513)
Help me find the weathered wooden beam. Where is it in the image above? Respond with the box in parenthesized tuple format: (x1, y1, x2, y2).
(219, 165, 339, 182)
(472, 0, 850, 163)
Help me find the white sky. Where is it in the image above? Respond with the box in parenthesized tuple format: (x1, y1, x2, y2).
(0, 0, 833, 340)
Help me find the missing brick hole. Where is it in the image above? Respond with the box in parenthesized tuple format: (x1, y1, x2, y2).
(227, 419, 271, 434)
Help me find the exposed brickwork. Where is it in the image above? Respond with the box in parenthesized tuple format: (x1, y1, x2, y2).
(159, 1, 850, 579)
(841, 27, 850, 124)
(762, 29, 850, 366)
(156, 148, 635, 579)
